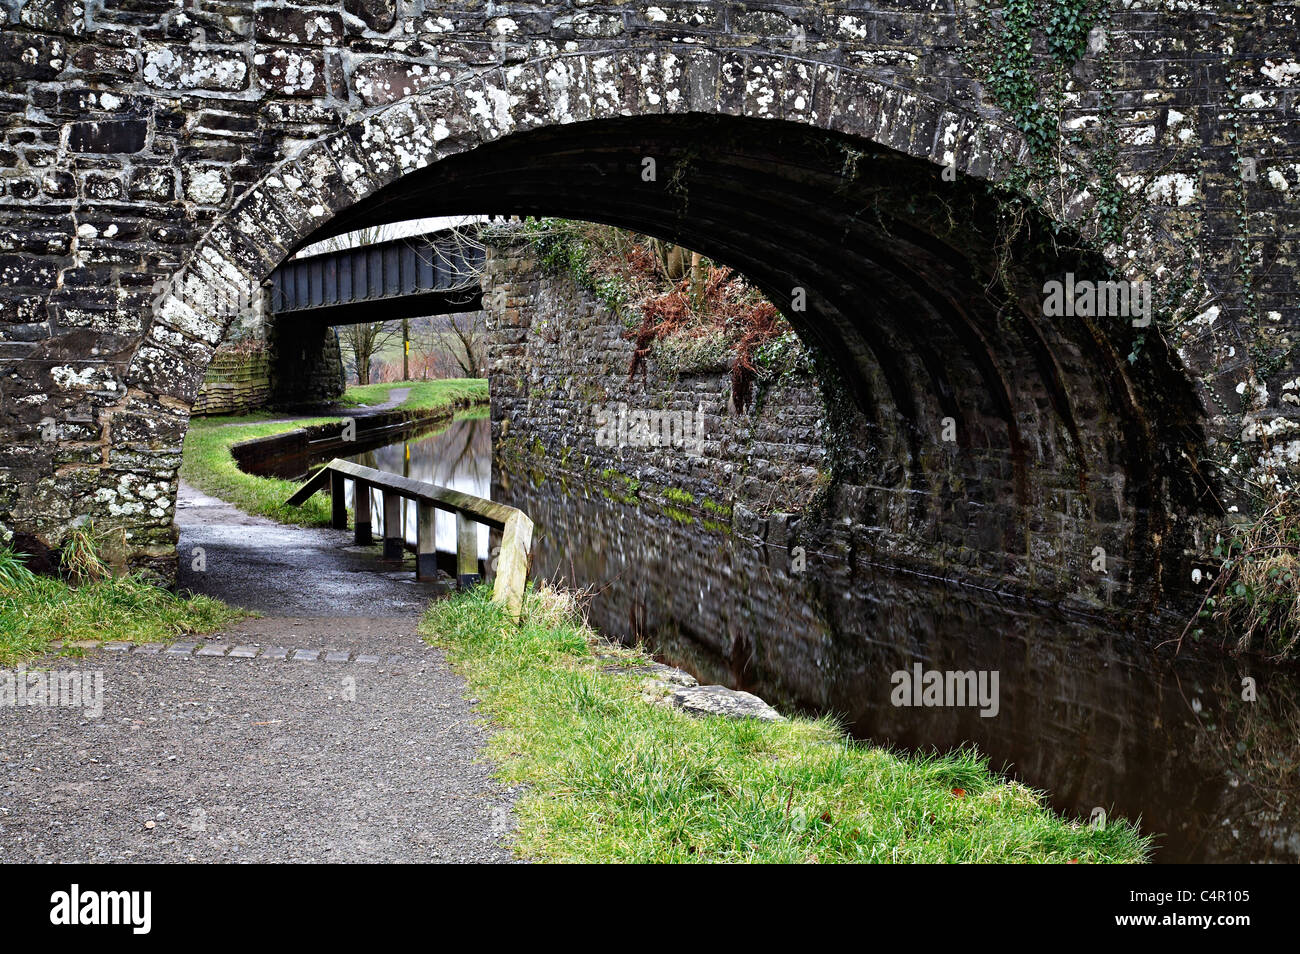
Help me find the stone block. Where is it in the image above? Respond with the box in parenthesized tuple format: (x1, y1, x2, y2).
(142, 45, 249, 91)
(67, 120, 148, 154)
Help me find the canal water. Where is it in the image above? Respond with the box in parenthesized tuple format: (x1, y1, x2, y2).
(344, 410, 492, 560)
(315, 413, 1299, 863)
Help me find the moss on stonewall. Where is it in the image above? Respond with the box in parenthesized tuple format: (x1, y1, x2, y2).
(664, 487, 695, 507)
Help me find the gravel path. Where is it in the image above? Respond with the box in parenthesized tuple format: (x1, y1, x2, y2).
(175, 482, 435, 617)
(355, 386, 411, 412)
(0, 483, 517, 863)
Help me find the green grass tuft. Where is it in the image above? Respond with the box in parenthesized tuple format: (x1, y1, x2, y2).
(0, 547, 37, 593)
(0, 545, 245, 664)
(421, 585, 1150, 864)
(59, 525, 113, 585)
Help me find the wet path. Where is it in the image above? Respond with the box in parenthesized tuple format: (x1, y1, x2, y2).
(0, 483, 516, 863)
(175, 482, 433, 616)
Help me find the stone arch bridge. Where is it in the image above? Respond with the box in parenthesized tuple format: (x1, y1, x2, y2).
(0, 0, 1297, 620)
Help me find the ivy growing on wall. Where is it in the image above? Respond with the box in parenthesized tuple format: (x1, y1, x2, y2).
(959, 3, 1300, 654)
(512, 217, 636, 319)
(970, 0, 1102, 162)
(959, 0, 1149, 348)
(955, 0, 1120, 317)
(1043, 0, 1099, 63)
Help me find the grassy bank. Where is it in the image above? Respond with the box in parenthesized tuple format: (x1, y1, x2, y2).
(422, 586, 1149, 863)
(182, 413, 342, 526)
(339, 378, 486, 412)
(181, 378, 488, 526)
(0, 541, 243, 665)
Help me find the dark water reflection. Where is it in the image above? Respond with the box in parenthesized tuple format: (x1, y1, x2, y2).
(490, 455, 1300, 865)
(304, 414, 1299, 863)
(343, 411, 492, 558)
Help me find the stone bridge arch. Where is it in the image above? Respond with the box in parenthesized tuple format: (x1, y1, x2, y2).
(130, 49, 1205, 610)
(2, 3, 1294, 620)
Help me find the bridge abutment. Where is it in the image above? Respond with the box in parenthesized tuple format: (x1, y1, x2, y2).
(267, 318, 345, 412)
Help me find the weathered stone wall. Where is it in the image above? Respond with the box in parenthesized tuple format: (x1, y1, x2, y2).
(267, 317, 344, 409)
(483, 237, 1179, 612)
(0, 1, 1296, 578)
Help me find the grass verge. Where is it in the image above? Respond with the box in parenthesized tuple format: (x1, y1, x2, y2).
(182, 413, 342, 526)
(339, 378, 487, 411)
(0, 538, 244, 665)
(182, 378, 488, 526)
(421, 585, 1150, 863)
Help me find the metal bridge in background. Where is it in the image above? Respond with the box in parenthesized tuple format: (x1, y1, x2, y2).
(269, 228, 485, 326)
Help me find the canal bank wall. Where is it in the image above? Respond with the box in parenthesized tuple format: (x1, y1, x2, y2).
(481, 238, 1178, 621)
(483, 237, 827, 536)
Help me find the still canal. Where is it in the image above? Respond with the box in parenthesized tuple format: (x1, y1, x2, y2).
(280, 411, 1300, 864)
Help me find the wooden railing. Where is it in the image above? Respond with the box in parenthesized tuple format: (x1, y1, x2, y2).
(286, 458, 533, 620)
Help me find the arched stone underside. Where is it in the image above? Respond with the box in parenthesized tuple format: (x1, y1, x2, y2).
(326, 112, 1212, 612)
(1, 6, 1295, 618)
(104, 55, 1208, 610)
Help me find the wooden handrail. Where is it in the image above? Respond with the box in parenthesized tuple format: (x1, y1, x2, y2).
(286, 458, 533, 620)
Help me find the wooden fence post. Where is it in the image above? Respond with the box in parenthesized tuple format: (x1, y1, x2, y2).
(287, 461, 534, 611)
(383, 490, 403, 560)
(331, 470, 348, 530)
(492, 511, 534, 622)
(456, 512, 480, 589)
(353, 480, 372, 544)
(416, 503, 437, 580)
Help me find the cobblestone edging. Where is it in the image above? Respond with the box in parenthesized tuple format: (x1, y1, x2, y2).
(48, 639, 397, 666)
(48, 634, 785, 721)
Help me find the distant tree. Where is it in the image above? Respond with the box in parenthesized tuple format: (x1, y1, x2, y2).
(339, 320, 397, 385)
(444, 309, 487, 377)
(407, 314, 439, 380)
